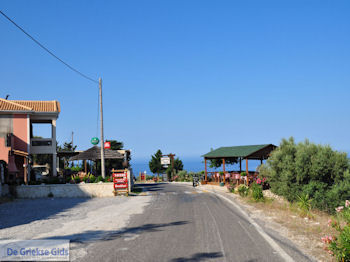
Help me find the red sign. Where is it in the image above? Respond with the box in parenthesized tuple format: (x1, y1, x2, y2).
(114, 178, 127, 183)
(104, 141, 111, 149)
(113, 173, 127, 178)
(114, 184, 128, 189)
(113, 170, 129, 192)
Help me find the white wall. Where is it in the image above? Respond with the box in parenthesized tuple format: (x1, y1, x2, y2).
(16, 183, 115, 198)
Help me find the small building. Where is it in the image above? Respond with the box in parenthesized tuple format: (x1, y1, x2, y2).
(202, 144, 277, 184)
(0, 98, 60, 184)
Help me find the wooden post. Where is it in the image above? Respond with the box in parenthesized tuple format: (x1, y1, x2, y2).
(246, 158, 249, 185)
(239, 158, 242, 173)
(84, 160, 87, 173)
(222, 158, 225, 183)
(204, 158, 207, 181)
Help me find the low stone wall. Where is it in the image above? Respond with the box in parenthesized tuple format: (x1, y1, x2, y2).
(16, 183, 115, 198)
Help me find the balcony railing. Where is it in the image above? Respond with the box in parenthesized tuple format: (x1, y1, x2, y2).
(31, 138, 53, 147)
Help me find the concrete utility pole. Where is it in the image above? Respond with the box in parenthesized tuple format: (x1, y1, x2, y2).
(99, 77, 105, 178)
(71, 131, 74, 148)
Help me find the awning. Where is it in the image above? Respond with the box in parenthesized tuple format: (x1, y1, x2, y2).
(202, 144, 277, 160)
(69, 146, 124, 161)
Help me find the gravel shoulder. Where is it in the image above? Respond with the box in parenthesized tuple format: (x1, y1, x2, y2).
(0, 195, 152, 261)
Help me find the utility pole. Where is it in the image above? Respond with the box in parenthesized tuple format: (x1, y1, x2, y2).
(99, 77, 105, 178)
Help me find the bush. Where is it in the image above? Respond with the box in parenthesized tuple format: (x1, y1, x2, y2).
(322, 200, 350, 261)
(238, 185, 249, 197)
(227, 184, 235, 193)
(296, 193, 312, 217)
(104, 176, 112, 182)
(260, 137, 350, 213)
(96, 175, 103, 183)
(70, 166, 83, 172)
(251, 183, 264, 201)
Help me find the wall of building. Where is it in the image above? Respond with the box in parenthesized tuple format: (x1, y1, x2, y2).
(16, 183, 116, 198)
(0, 115, 12, 163)
(0, 138, 8, 163)
(13, 114, 28, 152)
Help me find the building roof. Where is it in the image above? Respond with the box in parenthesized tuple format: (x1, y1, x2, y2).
(69, 146, 124, 161)
(202, 144, 277, 160)
(0, 98, 60, 113)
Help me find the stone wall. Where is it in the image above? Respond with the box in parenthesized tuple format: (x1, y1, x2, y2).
(16, 183, 115, 198)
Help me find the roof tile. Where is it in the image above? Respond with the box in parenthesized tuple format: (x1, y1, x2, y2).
(0, 99, 60, 113)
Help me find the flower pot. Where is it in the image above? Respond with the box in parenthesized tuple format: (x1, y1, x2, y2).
(219, 182, 225, 187)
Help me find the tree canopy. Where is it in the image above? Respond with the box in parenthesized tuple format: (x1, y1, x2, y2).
(149, 150, 166, 180)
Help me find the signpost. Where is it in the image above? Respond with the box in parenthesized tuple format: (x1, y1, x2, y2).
(104, 141, 111, 149)
(161, 154, 176, 181)
(112, 169, 129, 196)
(161, 157, 170, 165)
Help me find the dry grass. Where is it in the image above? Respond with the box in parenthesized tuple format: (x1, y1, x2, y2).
(234, 191, 337, 262)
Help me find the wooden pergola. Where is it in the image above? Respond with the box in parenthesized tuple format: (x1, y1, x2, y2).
(202, 144, 276, 184)
(69, 146, 123, 173)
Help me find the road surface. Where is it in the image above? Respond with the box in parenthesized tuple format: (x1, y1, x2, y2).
(81, 183, 312, 262)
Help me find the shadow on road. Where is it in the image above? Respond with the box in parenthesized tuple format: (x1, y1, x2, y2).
(40, 220, 189, 243)
(169, 252, 223, 262)
(135, 183, 166, 192)
(0, 198, 89, 231)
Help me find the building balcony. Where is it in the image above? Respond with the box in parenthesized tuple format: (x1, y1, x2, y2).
(30, 138, 55, 154)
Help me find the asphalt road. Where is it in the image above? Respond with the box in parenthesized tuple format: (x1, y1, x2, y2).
(82, 183, 312, 262)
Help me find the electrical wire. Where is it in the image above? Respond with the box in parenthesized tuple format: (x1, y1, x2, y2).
(0, 10, 98, 84)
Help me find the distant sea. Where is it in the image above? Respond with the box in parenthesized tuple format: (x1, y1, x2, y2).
(131, 157, 264, 177)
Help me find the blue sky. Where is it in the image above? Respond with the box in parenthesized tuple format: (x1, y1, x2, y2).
(1, 0, 350, 162)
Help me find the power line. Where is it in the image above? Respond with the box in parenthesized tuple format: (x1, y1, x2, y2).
(0, 10, 98, 84)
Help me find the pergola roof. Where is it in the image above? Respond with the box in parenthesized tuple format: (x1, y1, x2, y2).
(69, 146, 124, 161)
(202, 144, 277, 160)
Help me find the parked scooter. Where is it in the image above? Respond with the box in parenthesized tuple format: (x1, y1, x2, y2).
(193, 175, 199, 187)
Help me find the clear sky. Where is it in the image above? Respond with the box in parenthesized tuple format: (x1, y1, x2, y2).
(1, 0, 350, 161)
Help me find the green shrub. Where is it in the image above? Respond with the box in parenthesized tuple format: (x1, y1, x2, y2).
(104, 176, 112, 182)
(70, 166, 83, 172)
(296, 193, 312, 217)
(48, 192, 54, 198)
(251, 183, 264, 201)
(227, 184, 235, 193)
(323, 200, 350, 261)
(96, 175, 103, 183)
(260, 137, 350, 213)
(238, 185, 249, 197)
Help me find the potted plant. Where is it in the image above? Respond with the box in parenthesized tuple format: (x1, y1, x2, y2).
(218, 172, 224, 186)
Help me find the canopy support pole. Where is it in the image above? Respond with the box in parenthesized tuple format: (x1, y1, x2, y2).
(204, 158, 207, 181)
(246, 158, 249, 185)
(222, 158, 225, 183)
(239, 158, 242, 173)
